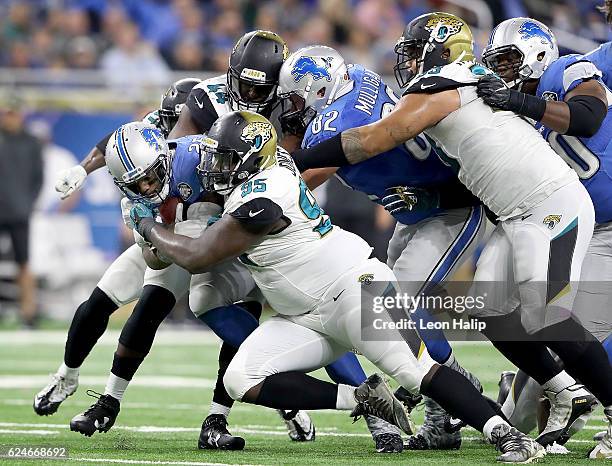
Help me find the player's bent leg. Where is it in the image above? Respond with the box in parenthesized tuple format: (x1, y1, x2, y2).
(34, 245, 148, 416)
(70, 283, 181, 437)
(499, 370, 541, 435)
(391, 207, 486, 449)
(326, 259, 544, 462)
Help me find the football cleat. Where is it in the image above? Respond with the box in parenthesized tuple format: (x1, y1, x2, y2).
(536, 384, 597, 447)
(497, 371, 516, 405)
(278, 410, 315, 441)
(491, 423, 546, 463)
(350, 373, 415, 435)
(69, 390, 120, 437)
(593, 431, 606, 441)
(364, 414, 403, 453)
(588, 407, 612, 459)
(374, 432, 404, 453)
(406, 396, 461, 450)
(33, 373, 78, 415)
(198, 414, 245, 450)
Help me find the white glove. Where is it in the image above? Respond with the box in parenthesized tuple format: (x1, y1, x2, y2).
(55, 165, 87, 200)
(133, 229, 150, 248)
(120, 197, 136, 229)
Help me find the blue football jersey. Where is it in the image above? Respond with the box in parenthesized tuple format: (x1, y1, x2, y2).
(302, 65, 458, 225)
(584, 41, 612, 90)
(167, 134, 205, 204)
(536, 55, 612, 224)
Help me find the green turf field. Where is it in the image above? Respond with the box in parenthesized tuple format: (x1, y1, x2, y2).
(0, 328, 604, 465)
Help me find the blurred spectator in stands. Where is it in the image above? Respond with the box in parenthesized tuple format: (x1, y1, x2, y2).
(296, 15, 334, 50)
(0, 95, 43, 328)
(65, 36, 98, 69)
(319, 0, 351, 44)
(208, 8, 244, 71)
(100, 20, 170, 91)
(6, 40, 32, 68)
(171, 36, 209, 70)
(1, 3, 33, 46)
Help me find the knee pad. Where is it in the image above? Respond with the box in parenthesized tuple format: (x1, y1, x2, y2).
(223, 364, 265, 401)
(97, 245, 146, 306)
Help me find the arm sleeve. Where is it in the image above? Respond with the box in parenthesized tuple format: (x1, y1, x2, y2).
(229, 197, 284, 225)
(291, 133, 349, 172)
(95, 131, 113, 154)
(185, 87, 218, 133)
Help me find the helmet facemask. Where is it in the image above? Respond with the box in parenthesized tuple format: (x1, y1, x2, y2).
(483, 46, 535, 90)
(278, 91, 318, 136)
(158, 104, 183, 135)
(115, 155, 171, 207)
(227, 69, 279, 114)
(394, 38, 428, 88)
(198, 143, 256, 195)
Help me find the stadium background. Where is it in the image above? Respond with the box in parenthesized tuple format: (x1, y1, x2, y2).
(0, 2, 608, 464)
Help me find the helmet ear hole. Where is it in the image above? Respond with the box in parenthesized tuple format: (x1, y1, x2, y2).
(537, 51, 545, 61)
(441, 48, 451, 59)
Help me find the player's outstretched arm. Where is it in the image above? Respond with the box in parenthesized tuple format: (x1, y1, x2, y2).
(292, 90, 459, 171)
(137, 214, 277, 274)
(477, 74, 607, 137)
(55, 131, 112, 199)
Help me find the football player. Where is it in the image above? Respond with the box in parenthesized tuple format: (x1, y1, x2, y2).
(34, 77, 201, 419)
(276, 45, 487, 451)
(479, 17, 612, 457)
(130, 110, 545, 463)
(169, 30, 286, 139)
(289, 11, 612, 457)
(36, 77, 318, 448)
(168, 29, 400, 451)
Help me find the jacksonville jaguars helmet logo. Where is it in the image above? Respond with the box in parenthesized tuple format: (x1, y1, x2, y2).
(240, 121, 273, 152)
(140, 127, 163, 152)
(291, 56, 333, 82)
(425, 16, 464, 43)
(543, 214, 562, 229)
(518, 21, 554, 49)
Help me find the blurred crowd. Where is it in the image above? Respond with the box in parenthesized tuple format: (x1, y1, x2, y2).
(0, 0, 609, 89)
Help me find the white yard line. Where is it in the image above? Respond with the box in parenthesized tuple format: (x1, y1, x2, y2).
(0, 375, 215, 389)
(0, 429, 58, 435)
(68, 459, 258, 466)
(0, 330, 221, 346)
(0, 422, 606, 442)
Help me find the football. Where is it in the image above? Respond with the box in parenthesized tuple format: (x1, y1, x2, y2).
(159, 196, 181, 224)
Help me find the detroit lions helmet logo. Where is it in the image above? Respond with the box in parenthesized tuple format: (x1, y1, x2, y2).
(240, 121, 273, 152)
(140, 127, 163, 152)
(518, 21, 554, 49)
(291, 56, 333, 82)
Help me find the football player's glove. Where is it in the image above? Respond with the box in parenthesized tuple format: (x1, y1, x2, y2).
(121, 197, 136, 229)
(476, 74, 513, 110)
(55, 165, 87, 200)
(381, 186, 440, 215)
(130, 203, 155, 229)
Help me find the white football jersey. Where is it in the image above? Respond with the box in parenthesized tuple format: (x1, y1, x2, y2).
(223, 148, 373, 315)
(188, 75, 283, 135)
(405, 61, 577, 220)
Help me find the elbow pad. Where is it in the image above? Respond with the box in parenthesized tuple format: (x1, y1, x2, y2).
(566, 95, 608, 137)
